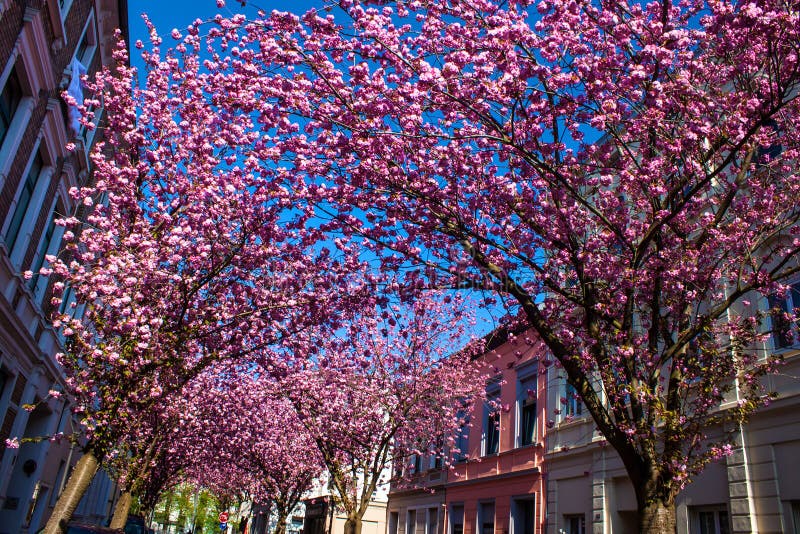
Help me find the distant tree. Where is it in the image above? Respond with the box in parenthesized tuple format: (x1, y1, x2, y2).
(107, 404, 197, 527)
(281, 295, 486, 534)
(181, 364, 323, 534)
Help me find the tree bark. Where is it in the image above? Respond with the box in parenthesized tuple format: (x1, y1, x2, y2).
(638, 500, 676, 534)
(42, 450, 101, 534)
(343, 515, 362, 534)
(110, 490, 133, 529)
(274, 512, 289, 534)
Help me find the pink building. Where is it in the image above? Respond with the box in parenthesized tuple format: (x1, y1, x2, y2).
(388, 326, 548, 534)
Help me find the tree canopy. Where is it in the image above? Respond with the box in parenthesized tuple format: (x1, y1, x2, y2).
(39, 0, 800, 532)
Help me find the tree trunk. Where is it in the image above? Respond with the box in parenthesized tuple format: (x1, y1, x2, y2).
(638, 498, 676, 534)
(110, 490, 133, 529)
(42, 450, 101, 534)
(274, 512, 289, 534)
(343, 515, 362, 534)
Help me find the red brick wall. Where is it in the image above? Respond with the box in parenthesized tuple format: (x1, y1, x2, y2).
(53, 0, 94, 73)
(0, 1, 25, 75)
(1, 0, 97, 274)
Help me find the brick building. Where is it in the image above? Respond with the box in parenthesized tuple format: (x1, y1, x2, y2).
(0, 1, 128, 531)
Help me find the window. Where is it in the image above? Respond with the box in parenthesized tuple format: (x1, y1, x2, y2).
(65, 14, 98, 142)
(563, 514, 585, 534)
(484, 406, 500, 455)
(407, 510, 417, 534)
(58, 284, 78, 316)
(0, 368, 7, 400)
(29, 207, 63, 302)
(4, 150, 43, 252)
(55, 402, 70, 434)
(453, 411, 470, 462)
(429, 439, 444, 470)
(51, 461, 66, 505)
(692, 508, 730, 534)
(433, 452, 443, 470)
(511, 498, 535, 534)
(517, 373, 537, 447)
(76, 14, 97, 68)
(0, 64, 22, 148)
(564, 382, 583, 418)
(426, 508, 438, 534)
(449, 505, 464, 534)
(483, 385, 500, 456)
(478, 502, 494, 534)
(756, 118, 783, 168)
(77, 17, 98, 142)
(27, 481, 50, 529)
(60, 0, 74, 17)
(769, 280, 800, 349)
(413, 453, 423, 474)
(0, 366, 8, 431)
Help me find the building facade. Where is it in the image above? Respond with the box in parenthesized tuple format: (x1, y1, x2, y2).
(543, 308, 800, 534)
(302, 496, 389, 534)
(387, 327, 549, 534)
(0, 0, 128, 531)
(389, 318, 800, 534)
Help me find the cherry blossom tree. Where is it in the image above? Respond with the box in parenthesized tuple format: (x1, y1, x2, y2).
(117, 0, 800, 531)
(277, 295, 486, 534)
(105, 398, 200, 528)
(42, 26, 366, 533)
(179, 364, 324, 534)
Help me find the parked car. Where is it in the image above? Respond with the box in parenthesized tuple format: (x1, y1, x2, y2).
(124, 515, 147, 534)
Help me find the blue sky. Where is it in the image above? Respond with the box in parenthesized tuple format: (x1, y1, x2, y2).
(124, 0, 512, 338)
(127, 0, 323, 52)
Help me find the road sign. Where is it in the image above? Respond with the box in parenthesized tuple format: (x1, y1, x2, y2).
(220, 522, 228, 531)
(219, 511, 229, 523)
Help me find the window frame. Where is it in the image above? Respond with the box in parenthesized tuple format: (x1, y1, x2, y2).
(510, 496, 535, 534)
(482, 381, 501, 456)
(453, 410, 470, 463)
(477, 501, 495, 534)
(768, 279, 800, 351)
(515, 363, 538, 447)
(690, 505, 730, 534)
(60, 0, 75, 21)
(407, 509, 418, 534)
(2, 144, 56, 268)
(71, 12, 100, 149)
(412, 453, 424, 475)
(3, 149, 41, 252)
(0, 63, 22, 148)
(0, 60, 35, 188)
(563, 381, 583, 419)
(449, 504, 464, 534)
(425, 507, 439, 534)
(563, 514, 585, 534)
(790, 501, 800, 534)
(29, 199, 66, 304)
